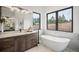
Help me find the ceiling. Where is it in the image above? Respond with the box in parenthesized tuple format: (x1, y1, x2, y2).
(18, 6, 68, 13)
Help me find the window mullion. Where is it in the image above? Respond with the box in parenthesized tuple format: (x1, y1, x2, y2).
(56, 11, 58, 30)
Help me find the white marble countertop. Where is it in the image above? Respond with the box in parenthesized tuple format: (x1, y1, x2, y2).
(0, 30, 38, 39)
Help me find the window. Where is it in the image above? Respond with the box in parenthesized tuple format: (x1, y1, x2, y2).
(33, 12, 41, 30)
(58, 8, 72, 32)
(47, 12, 56, 30)
(47, 7, 73, 32)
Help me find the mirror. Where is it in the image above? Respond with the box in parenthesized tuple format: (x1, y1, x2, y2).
(1, 6, 15, 32)
(1, 6, 25, 32)
(0, 6, 33, 32)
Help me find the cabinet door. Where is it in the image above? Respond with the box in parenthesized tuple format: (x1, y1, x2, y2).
(16, 35, 25, 52)
(0, 37, 16, 52)
(25, 33, 38, 50)
(31, 33, 38, 48)
(25, 35, 31, 50)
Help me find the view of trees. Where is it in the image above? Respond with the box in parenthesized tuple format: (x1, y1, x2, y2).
(33, 18, 39, 25)
(48, 15, 71, 24)
(58, 15, 71, 23)
(48, 13, 56, 30)
(48, 16, 56, 24)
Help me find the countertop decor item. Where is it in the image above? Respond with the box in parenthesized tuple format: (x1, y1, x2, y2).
(27, 26, 33, 32)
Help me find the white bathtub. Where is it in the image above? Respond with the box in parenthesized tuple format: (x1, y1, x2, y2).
(40, 35, 70, 52)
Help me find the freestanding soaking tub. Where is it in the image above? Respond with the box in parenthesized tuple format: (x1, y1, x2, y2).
(40, 35, 70, 52)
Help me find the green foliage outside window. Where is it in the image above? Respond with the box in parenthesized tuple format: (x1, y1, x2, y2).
(33, 18, 39, 25)
(48, 15, 71, 24)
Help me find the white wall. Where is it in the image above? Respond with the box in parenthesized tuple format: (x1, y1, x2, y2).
(73, 6, 79, 33)
(24, 13, 33, 29)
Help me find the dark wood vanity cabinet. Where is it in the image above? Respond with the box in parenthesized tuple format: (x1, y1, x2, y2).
(0, 32, 38, 52)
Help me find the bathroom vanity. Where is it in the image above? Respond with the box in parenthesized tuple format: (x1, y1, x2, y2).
(0, 31, 38, 52)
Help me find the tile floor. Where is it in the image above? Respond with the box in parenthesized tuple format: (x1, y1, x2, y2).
(26, 44, 54, 52)
(25, 44, 75, 52)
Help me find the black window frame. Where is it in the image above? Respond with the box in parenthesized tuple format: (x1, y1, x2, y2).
(33, 12, 41, 30)
(47, 6, 73, 32)
(47, 12, 56, 30)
